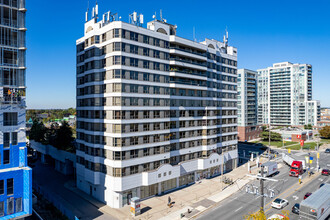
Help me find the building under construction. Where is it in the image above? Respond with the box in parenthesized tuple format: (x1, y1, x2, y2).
(0, 0, 32, 218)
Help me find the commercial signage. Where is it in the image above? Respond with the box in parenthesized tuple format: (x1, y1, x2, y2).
(300, 139, 304, 146)
(130, 197, 141, 216)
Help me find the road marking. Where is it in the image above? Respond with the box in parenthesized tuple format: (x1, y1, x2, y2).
(292, 195, 298, 200)
(235, 207, 243, 212)
(265, 174, 320, 213)
(264, 179, 298, 208)
(319, 178, 324, 181)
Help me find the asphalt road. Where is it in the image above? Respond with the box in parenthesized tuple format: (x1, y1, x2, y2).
(197, 150, 330, 220)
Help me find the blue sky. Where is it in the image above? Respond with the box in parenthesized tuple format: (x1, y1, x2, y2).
(26, 0, 330, 109)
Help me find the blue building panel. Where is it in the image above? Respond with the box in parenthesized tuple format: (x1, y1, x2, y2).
(0, 142, 26, 170)
(0, 167, 32, 219)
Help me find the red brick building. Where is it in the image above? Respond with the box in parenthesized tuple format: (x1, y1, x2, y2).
(238, 125, 262, 141)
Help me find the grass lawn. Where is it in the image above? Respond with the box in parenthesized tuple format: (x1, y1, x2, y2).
(255, 141, 297, 148)
(285, 142, 320, 150)
(320, 139, 330, 144)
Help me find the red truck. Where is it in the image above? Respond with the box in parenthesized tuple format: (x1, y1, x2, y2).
(289, 161, 304, 177)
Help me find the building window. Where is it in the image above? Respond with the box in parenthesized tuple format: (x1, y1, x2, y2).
(143, 35, 149, 44)
(114, 56, 121, 65)
(4, 112, 18, 126)
(0, 201, 3, 217)
(7, 178, 14, 195)
(3, 133, 10, 148)
(114, 29, 120, 38)
(11, 132, 18, 146)
(114, 42, 121, 51)
(3, 150, 10, 164)
(0, 180, 3, 195)
(15, 198, 22, 213)
(7, 197, 14, 215)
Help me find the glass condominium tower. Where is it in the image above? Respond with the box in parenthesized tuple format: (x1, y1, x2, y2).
(257, 62, 320, 126)
(0, 0, 32, 219)
(76, 4, 238, 208)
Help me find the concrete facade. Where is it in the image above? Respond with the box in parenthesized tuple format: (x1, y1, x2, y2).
(30, 141, 76, 176)
(76, 4, 238, 208)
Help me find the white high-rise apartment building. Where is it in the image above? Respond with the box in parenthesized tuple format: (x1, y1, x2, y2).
(237, 69, 261, 141)
(257, 62, 320, 126)
(238, 69, 257, 126)
(76, 4, 238, 208)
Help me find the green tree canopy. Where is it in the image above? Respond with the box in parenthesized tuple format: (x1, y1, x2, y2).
(52, 121, 74, 151)
(260, 131, 282, 142)
(29, 120, 47, 143)
(304, 124, 313, 130)
(319, 126, 330, 139)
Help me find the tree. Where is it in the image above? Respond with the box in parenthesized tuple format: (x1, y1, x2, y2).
(260, 131, 282, 142)
(29, 120, 47, 143)
(53, 121, 74, 151)
(304, 124, 312, 130)
(319, 126, 330, 139)
(244, 208, 289, 220)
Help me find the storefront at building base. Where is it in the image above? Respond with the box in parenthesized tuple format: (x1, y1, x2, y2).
(120, 158, 237, 207)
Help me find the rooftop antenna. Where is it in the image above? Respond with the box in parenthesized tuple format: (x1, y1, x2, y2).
(223, 26, 229, 47)
(153, 11, 156, 20)
(95, 1, 98, 20)
(193, 26, 196, 42)
(85, 1, 89, 22)
(129, 11, 144, 26)
(160, 9, 162, 21)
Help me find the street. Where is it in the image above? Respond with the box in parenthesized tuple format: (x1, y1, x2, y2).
(197, 150, 330, 220)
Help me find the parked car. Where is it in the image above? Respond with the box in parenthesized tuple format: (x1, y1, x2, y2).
(325, 148, 330, 153)
(320, 183, 325, 188)
(271, 198, 289, 209)
(304, 192, 312, 200)
(292, 203, 300, 214)
(267, 214, 288, 219)
(321, 169, 330, 176)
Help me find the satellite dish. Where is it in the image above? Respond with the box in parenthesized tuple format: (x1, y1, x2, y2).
(152, 15, 156, 19)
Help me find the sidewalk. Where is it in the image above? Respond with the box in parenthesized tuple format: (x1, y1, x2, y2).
(136, 162, 262, 220)
(61, 160, 262, 220)
(32, 161, 117, 220)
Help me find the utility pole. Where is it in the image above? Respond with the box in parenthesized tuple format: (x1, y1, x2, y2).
(308, 152, 311, 176)
(246, 172, 278, 211)
(260, 166, 264, 210)
(268, 123, 271, 155)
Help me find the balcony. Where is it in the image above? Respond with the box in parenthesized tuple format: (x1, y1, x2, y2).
(0, 95, 26, 106)
(0, 39, 18, 47)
